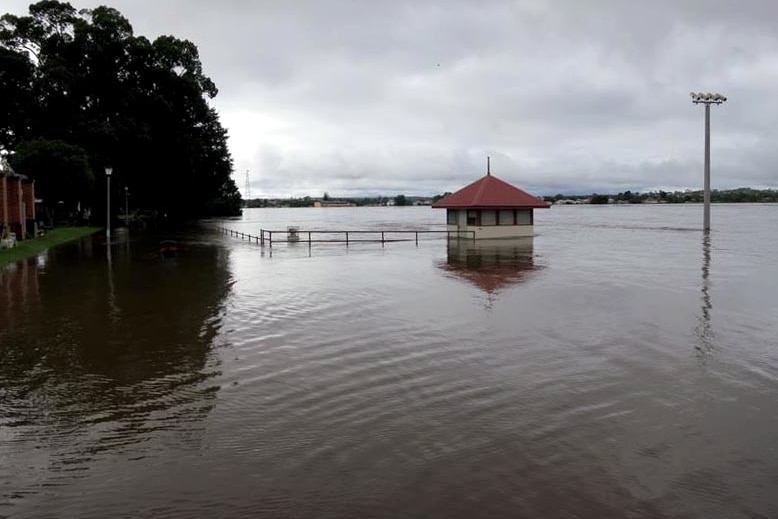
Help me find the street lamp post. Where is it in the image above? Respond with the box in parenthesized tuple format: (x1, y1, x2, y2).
(105, 167, 112, 242)
(690, 92, 727, 231)
(124, 186, 130, 228)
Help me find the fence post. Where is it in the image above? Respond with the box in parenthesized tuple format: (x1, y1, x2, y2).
(415, 231, 418, 246)
(346, 231, 349, 246)
(381, 231, 385, 246)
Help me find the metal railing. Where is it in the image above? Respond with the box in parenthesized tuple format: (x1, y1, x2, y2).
(217, 227, 475, 248)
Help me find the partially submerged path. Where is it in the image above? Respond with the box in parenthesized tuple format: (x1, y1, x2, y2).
(0, 227, 100, 268)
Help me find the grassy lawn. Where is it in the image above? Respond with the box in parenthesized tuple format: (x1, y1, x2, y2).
(0, 227, 100, 268)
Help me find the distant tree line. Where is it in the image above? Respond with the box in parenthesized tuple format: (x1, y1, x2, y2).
(544, 188, 778, 204)
(244, 194, 438, 208)
(1, 1, 242, 221)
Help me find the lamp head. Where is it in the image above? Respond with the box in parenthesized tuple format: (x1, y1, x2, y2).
(105, 167, 113, 177)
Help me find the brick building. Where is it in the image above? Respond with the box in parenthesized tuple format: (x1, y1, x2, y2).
(1, 156, 36, 241)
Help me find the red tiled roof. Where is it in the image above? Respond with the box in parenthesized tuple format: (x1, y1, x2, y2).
(432, 174, 550, 209)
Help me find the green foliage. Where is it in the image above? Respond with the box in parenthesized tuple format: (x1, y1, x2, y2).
(10, 138, 93, 209)
(205, 179, 243, 216)
(287, 197, 314, 208)
(394, 194, 407, 206)
(0, 1, 241, 218)
(0, 48, 35, 146)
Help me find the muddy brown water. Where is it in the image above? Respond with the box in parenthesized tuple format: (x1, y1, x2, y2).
(2, 205, 777, 518)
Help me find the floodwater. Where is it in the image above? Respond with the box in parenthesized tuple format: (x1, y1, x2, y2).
(1, 204, 777, 518)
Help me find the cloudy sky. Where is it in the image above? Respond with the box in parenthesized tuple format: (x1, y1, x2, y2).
(6, 0, 778, 197)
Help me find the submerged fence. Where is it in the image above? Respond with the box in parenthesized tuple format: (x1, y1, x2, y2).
(216, 227, 475, 248)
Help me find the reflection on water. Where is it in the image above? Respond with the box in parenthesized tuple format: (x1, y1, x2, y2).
(3, 205, 778, 518)
(0, 229, 232, 512)
(440, 238, 537, 294)
(696, 231, 714, 354)
(106, 240, 119, 319)
(0, 258, 42, 329)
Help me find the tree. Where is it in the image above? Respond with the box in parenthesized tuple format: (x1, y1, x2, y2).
(10, 138, 93, 210)
(0, 1, 241, 219)
(394, 194, 407, 206)
(0, 47, 36, 149)
(205, 178, 243, 216)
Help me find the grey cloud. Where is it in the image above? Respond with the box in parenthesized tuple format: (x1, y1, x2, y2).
(4, 0, 778, 197)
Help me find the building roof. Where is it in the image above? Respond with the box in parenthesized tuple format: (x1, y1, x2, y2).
(432, 173, 550, 209)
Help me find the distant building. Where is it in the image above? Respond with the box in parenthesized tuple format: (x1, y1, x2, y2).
(313, 200, 356, 208)
(0, 156, 36, 242)
(432, 160, 549, 239)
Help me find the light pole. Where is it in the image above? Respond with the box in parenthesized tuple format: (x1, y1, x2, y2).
(124, 186, 130, 228)
(690, 92, 727, 231)
(105, 166, 112, 242)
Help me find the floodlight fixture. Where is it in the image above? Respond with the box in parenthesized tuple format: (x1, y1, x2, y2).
(690, 91, 727, 230)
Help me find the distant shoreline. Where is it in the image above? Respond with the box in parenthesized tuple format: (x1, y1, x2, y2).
(242, 188, 778, 208)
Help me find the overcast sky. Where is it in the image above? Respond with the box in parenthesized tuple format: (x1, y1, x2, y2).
(6, 0, 778, 197)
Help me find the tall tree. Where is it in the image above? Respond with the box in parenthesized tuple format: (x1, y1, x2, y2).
(1, 1, 242, 218)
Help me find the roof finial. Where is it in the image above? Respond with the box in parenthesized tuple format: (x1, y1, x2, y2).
(487, 156, 490, 176)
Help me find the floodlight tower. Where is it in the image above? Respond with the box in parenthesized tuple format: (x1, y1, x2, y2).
(690, 92, 727, 231)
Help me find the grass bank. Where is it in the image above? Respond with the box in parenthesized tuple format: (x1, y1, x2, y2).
(0, 227, 100, 268)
